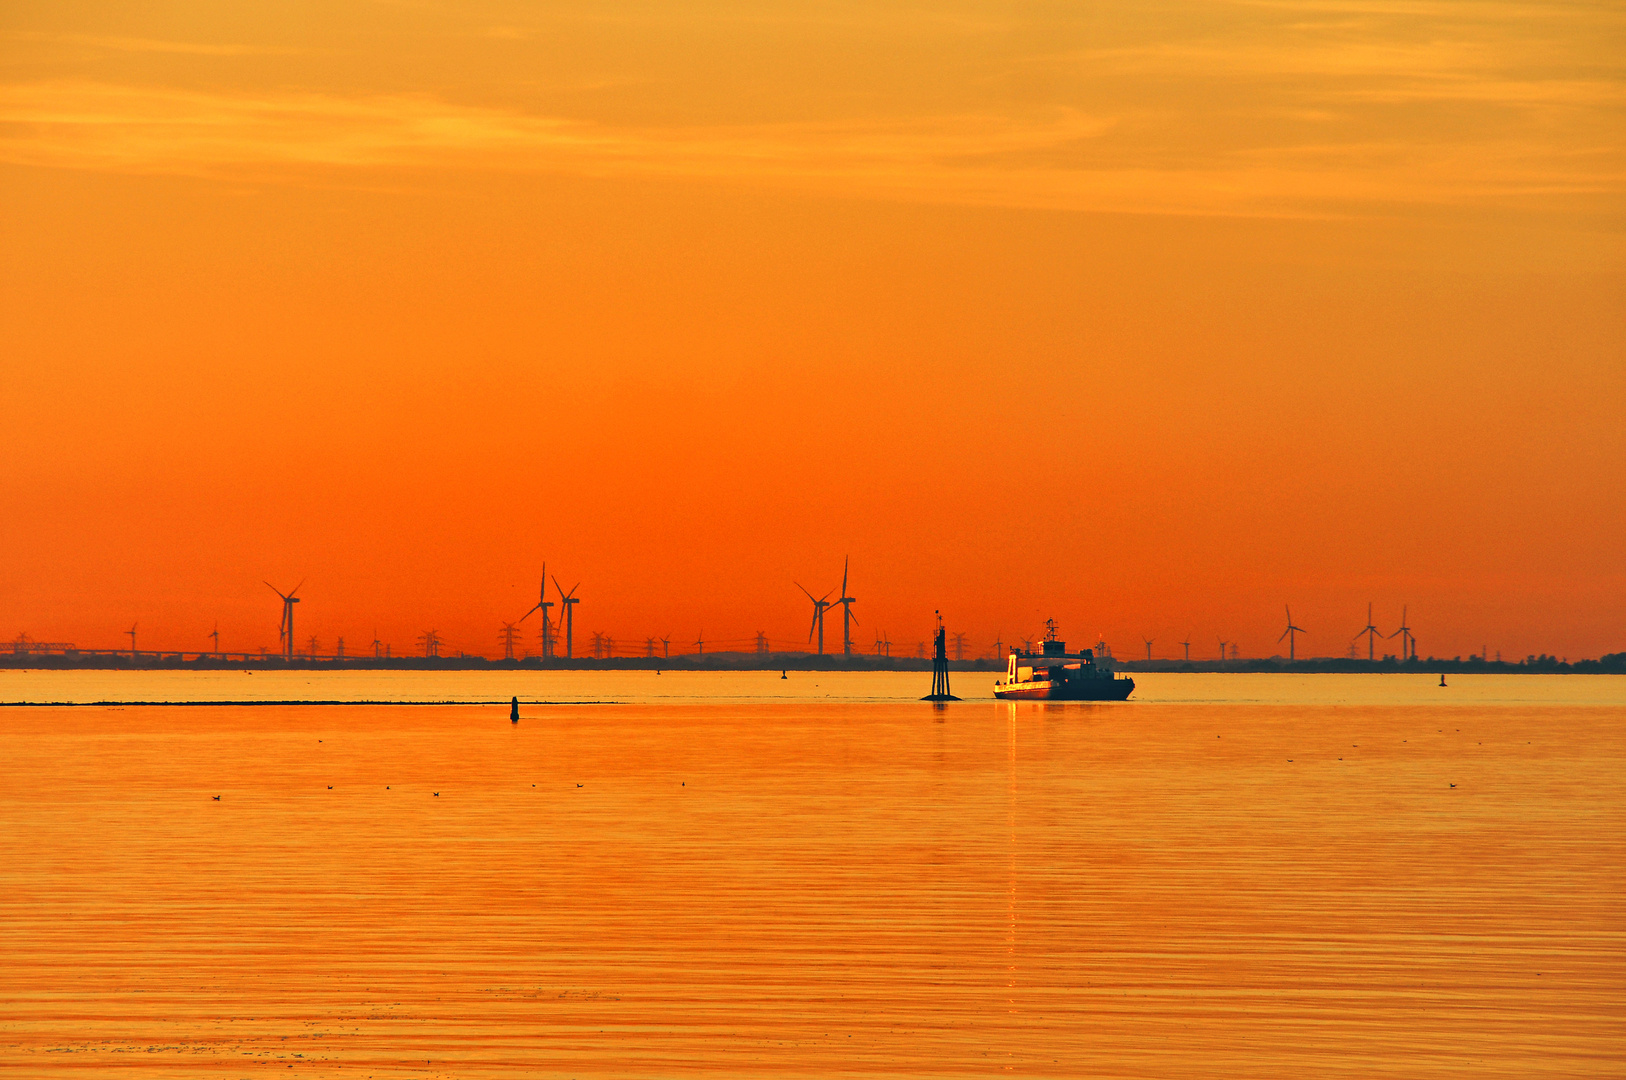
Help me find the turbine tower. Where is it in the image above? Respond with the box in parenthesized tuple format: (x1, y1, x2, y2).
(1180, 635, 1191, 662)
(553, 576, 581, 658)
(1355, 602, 1382, 661)
(1387, 605, 1415, 661)
(265, 580, 303, 661)
(796, 580, 835, 655)
(209, 622, 220, 655)
(1279, 605, 1305, 661)
(519, 567, 556, 658)
(1142, 636, 1154, 661)
(127, 623, 138, 659)
(831, 557, 858, 656)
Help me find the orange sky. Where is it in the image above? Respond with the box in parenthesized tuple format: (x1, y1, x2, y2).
(2, 1, 1622, 661)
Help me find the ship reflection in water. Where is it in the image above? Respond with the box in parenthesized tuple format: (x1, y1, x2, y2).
(995, 620, 1135, 700)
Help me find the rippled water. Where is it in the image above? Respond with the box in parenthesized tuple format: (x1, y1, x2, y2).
(2, 674, 1621, 1077)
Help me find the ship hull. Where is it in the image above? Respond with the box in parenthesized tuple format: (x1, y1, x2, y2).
(995, 677, 1134, 701)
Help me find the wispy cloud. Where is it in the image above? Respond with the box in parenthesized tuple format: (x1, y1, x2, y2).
(0, 79, 1617, 217)
(0, 30, 301, 56)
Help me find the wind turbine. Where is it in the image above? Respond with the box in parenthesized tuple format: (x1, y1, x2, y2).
(831, 557, 858, 656)
(1279, 606, 1306, 661)
(796, 581, 835, 655)
(1142, 636, 1154, 662)
(1355, 602, 1382, 661)
(661, 635, 670, 659)
(1388, 605, 1415, 661)
(264, 580, 303, 661)
(553, 576, 580, 658)
(209, 622, 220, 655)
(519, 567, 556, 658)
(1217, 636, 1229, 663)
(1179, 635, 1191, 662)
(371, 630, 382, 659)
(695, 631, 705, 657)
(127, 623, 138, 659)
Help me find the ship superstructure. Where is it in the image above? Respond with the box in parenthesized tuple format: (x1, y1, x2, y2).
(994, 620, 1134, 701)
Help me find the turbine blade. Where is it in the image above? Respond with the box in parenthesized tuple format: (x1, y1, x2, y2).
(1278, 629, 1289, 643)
(841, 556, 849, 596)
(796, 581, 815, 601)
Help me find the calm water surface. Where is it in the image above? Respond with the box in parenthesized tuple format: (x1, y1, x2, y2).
(1, 674, 1621, 1077)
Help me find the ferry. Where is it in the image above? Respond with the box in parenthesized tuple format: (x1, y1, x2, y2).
(994, 621, 1135, 701)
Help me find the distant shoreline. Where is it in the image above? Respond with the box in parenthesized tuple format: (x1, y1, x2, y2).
(1, 653, 1620, 674)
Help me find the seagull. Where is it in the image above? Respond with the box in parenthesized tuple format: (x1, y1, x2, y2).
(327, 785, 333, 790)
(212, 795, 221, 801)
(1450, 783, 1456, 788)
(576, 783, 583, 788)
(433, 792, 439, 797)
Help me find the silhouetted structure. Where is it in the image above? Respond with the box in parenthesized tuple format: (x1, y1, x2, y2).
(265, 581, 303, 661)
(519, 567, 556, 658)
(922, 612, 960, 701)
(797, 579, 835, 655)
(553, 575, 580, 658)
(1279, 606, 1306, 661)
(1388, 606, 1416, 661)
(1355, 602, 1382, 661)
(832, 557, 858, 655)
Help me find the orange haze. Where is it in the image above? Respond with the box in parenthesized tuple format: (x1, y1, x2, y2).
(2, 2, 1622, 661)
